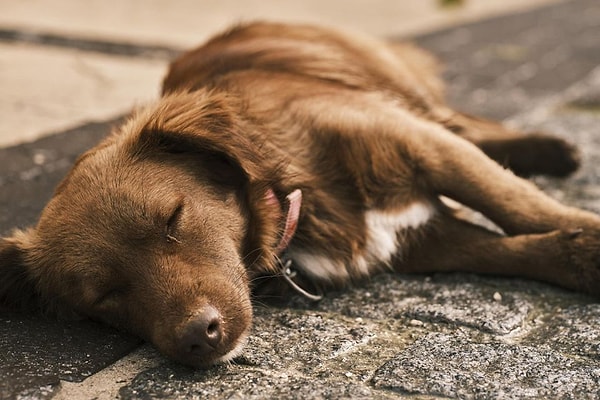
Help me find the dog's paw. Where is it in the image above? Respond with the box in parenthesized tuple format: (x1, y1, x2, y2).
(562, 228, 600, 298)
(482, 134, 580, 177)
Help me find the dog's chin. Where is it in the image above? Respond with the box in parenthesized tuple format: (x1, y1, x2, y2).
(214, 332, 249, 364)
(175, 331, 250, 369)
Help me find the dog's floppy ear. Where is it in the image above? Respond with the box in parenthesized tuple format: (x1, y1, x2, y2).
(127, 91, 278, 187)
(0, 230, 40, 310)
(123, 91, 284, 271)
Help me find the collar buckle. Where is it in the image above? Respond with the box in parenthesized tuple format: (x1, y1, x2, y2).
(277, 256, 323, 302)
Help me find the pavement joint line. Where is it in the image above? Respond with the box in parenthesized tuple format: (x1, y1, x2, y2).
(0, 27, 182, 60)
(52, 346, 163, 400)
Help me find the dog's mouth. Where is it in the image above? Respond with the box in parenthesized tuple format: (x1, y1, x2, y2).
(213, 331, 249, 364)
(174, 328, 250, 368)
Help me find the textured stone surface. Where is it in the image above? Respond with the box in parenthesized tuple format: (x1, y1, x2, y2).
(372, 332, 600, 399)
(308, 274, 537, 335)
(116, 274, 600, 399)
(0, 311, 141, 400)
(119, 364, 382, 400)
(525, 304, 600, 359)
(243, 308, 378, 372)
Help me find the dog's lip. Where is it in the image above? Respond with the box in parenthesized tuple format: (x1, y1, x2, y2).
(177, 331, 249, 368)
(176, 349, 222, 368)
(215, 331, 248, 363)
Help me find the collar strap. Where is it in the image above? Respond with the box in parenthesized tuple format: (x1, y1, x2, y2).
(265, 188, 323, 301)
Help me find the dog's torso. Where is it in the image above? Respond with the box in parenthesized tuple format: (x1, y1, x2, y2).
(162, 23, 448, 286)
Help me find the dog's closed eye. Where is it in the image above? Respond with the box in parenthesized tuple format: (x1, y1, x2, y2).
(94, 285, 128, 308)
(166, 202, 184, 244)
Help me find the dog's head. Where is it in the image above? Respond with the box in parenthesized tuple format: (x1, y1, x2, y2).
(0, 91, 283, 367)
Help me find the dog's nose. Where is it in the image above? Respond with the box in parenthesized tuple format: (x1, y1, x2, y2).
(179, 305, 223, 356)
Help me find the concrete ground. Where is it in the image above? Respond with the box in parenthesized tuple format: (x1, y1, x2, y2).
(2, 0, 600, 399)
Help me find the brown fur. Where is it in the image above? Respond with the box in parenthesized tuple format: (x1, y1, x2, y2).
(0, 22, 598, 367)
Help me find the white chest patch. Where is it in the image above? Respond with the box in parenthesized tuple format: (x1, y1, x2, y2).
(289, 201, 435, 282)
(362, 202, 435, 268)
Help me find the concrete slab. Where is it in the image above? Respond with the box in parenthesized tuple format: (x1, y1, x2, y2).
(372, 332, 600, 399)
(416, 0, 600, 120)
(0, 43, 165, 147)
(0, 0, 563, 149)
(0, 0, 561, 48)
(54, 346, 162, 400)
(0, 311, 141, 400)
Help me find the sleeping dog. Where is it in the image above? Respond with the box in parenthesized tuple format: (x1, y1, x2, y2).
(1, 22, 598, 368)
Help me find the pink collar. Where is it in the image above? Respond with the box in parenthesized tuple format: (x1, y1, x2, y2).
(265, 188, 302, 254)
(265, 189, 323, 301)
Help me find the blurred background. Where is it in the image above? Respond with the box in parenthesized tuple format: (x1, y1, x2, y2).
(0, 0, 560, 148)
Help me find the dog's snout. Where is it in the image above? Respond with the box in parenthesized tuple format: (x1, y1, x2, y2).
(180, 306, 223, 356)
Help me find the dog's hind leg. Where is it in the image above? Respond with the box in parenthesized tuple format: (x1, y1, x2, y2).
(438, 111, 580, 177)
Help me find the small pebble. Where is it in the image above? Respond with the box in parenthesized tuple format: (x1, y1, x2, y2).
(493, 292, 502, 302)
(33, 153, 46, 165)
(409, 319, 424, 327)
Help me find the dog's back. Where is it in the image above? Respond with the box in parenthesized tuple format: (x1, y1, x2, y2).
(164, 22, 444, 111)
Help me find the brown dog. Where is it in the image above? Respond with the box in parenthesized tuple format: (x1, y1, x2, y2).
(0, 22, 598, 368)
